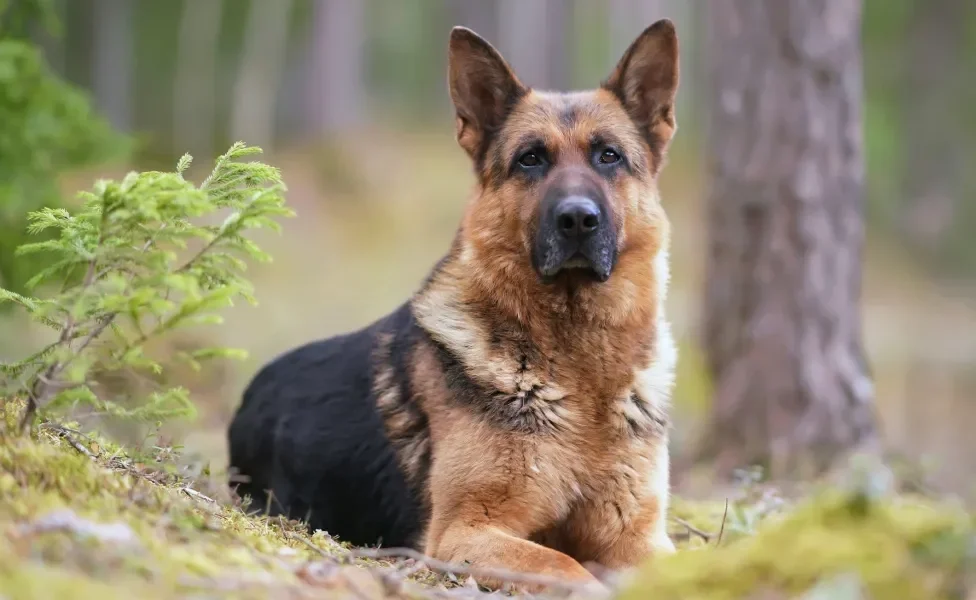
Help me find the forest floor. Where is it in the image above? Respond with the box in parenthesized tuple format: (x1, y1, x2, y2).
(2, 406, 975, 600)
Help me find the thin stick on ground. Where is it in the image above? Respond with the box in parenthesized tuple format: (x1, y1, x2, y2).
(285, 531, 601, 595)
(669, 515, 712, 542)
(286, 531, 337, 559)
(394, 559, 429, 580)
(716, 498, 729, 546)
(40, 422, 97, 461)
(285, 532, 583, 592)
(182, 487, 216, 504)
(346, 546, 598, 595)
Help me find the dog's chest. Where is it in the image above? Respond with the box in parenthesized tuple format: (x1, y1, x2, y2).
(482, 361, 668, 442)
(471, 341, 650, 433)
(485, 356, 670, 506)
(511, 416, 662, 525)
(488, 362, 661, 461)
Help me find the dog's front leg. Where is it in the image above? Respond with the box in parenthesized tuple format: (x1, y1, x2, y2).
(565, 438, 676, 571)
(426, 520, 599, 593)
(585, 498, 676, 570)
(420, 419, 603, 593)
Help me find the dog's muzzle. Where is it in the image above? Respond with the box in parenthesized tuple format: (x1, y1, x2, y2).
(532, 191, 617, 283)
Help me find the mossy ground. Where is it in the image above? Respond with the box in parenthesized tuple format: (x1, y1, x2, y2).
(0, 427, 343, 599)
(1, 407, 974, 599)
(629, 490, 976, 600)
(0, 399, 442, 599)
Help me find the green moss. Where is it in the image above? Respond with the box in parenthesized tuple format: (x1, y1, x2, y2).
(0, 552, 169, 600)
(0, 427, 353, 599)
(620, 489, 975, 600)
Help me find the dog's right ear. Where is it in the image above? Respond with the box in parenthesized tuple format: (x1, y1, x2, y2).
(448, 27, 527, 161)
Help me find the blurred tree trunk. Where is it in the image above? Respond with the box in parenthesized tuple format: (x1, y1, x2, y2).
(543, 0, 571, 91)
(173, 0, 224, 161)
(700, 0, 878, 478)
(449, 0, 498, 45)
(497, 0, 568, 90)
(898, 0, 968, 251)
(305, 0, 366, 136)
(230, 0, 294, 150)
(92, 0, 133, 132)
(608, 0, 663, 59)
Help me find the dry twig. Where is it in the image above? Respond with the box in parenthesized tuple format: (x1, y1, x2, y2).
(40, 422, 97, 460)
(347, 546, 599, 595)
(285, 529, 601, 596)
(670, 515, 712, 542)
(182, 487, 216, 503)
(716, 498, 729, 546)
(286, 531, 335, 559)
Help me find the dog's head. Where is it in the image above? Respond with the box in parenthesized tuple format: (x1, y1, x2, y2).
(449, 20, 678, 299)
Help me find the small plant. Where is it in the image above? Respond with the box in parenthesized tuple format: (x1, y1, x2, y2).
(0, 142, 294, 432)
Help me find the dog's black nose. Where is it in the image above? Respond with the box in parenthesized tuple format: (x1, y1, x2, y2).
(554, 196, 601, 238)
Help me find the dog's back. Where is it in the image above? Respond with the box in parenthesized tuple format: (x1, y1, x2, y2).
(227, 303, 424, 547)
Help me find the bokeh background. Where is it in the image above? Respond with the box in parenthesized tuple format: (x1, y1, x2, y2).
(2, 0, 975, 496)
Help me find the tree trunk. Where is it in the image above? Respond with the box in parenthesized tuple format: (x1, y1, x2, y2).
(304, 0, 366, 136)
(608, 0, 663, 60)
(92, 0, 133, 132)
(448, 0, 498, 47)
(497, 0, 568, 90)
(229, 0, 295, 150)
(173, 0, 224, 161)
(701, 0, 878, 479)
(898, 0, 968, 252)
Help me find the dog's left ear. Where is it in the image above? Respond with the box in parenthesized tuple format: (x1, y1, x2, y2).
(603, 19, 680, 159)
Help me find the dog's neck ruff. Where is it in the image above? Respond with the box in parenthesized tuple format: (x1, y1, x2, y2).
(411, 247, 677, 436)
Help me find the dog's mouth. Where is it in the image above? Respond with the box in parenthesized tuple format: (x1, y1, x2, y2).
(561, 254, 592, 270)
(534, 248, 614, 285)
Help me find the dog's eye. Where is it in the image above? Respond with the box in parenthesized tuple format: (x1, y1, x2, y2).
(518, 151, 542, 168)
(599, 149, 621, 165)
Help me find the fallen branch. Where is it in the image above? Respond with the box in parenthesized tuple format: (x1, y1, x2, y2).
(40, 422, 97, 461)
(182, 487, 216, 503)
(669, 515, 712, 542)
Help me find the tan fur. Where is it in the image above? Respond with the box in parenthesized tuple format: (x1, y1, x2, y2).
(379, 20, 682, 592)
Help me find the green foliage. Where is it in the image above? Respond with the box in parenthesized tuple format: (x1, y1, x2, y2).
(0, 0, 59, 37)
(0, 142, 294, 430)
(0, 0, 129, 301)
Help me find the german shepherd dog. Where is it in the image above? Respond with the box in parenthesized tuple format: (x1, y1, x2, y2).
(228, 19, 680, 591)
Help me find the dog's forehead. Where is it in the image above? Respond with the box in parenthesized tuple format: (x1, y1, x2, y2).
(501, 89, 645, 160)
